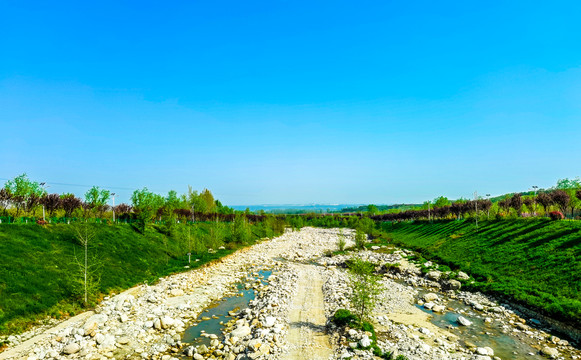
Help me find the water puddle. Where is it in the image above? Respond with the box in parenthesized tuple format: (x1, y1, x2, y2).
(182, 269, 272, 347)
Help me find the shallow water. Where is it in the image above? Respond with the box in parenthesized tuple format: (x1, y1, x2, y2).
(182, 269, 272, 346)
(416, 301, 545, 360)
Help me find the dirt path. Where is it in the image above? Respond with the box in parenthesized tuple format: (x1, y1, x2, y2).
(284, 263, 333, 360)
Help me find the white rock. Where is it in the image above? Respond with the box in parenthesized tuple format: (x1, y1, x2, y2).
(160, 316, 174, 329)
(62, 343, 80, 355)
(359, 335, 372, 348)
(231, 325, 251, 338)
(541, 346, 559, 358)
(262, 316, 276, 328)
(457, 316, 472, 326)
(423, 293, 438, 302)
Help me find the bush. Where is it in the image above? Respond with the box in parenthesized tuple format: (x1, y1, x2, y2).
(331, 309, 357, 327)
(549, 211, 565, 220)
(355, 229, 367, 249)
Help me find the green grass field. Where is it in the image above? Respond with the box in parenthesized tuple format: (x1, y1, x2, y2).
(0, 220, 282, 334)
(377, 219, 581, 327)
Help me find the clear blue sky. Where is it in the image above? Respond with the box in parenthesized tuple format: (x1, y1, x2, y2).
(1, 1, 580, 205)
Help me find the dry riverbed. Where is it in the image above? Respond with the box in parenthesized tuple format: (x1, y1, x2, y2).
(2, 227, 580, 360)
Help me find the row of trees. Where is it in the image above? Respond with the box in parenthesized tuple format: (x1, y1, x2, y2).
(369, 190, 581, 222)
(0, 174, 240, 224)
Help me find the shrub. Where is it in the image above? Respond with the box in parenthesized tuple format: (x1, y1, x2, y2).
(549, 211, 565, 220)
(332, 309, 357, 327)
(355, 229, 367, 249)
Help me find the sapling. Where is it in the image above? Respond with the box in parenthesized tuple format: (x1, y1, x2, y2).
(348, 256, 383, 325)
(337, 230, 346, 251)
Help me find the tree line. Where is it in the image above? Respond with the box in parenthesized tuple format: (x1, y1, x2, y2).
(0, 173, 270, 225)
(369, 178, 581, 222)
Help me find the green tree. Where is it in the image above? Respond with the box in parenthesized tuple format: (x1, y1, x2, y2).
(433, 196, 451, 208)
(200, 189, 216, 214)
(367, 204, 378, 215)
(348, 256, 383, 325)
(4, 173, 46, 216)
(231, 214, 250, 244)
(131, 187, 164, 232)
(84, 186, 111, 218)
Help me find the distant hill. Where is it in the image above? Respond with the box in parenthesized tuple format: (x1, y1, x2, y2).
(230, 204, 365, 214)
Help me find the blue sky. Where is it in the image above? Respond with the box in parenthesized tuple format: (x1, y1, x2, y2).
(1, 1, 580, 205)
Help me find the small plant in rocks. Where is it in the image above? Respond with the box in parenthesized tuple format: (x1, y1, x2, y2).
(332, 309, 357, 327)
(337, 230, 347, 252)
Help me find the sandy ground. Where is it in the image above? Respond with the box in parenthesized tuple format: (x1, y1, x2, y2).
(284, 263, 333, 360)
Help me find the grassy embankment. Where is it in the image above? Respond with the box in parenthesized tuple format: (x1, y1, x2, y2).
(376, 219, 581, 327)
(0, 219, 284, 335)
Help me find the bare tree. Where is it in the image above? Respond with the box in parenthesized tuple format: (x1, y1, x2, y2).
(73, 224, 100, 305)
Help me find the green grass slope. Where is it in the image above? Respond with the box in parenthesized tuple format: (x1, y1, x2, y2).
(0, 221, 281, 334)
(378, 219, 581, 327)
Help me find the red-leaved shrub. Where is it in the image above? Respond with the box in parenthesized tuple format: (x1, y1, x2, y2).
(548, 211, 565, 220)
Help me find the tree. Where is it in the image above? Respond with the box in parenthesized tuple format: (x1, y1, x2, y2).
(113, 203, 132, 221)
(231, 214, 250, 244)
(0, 188, 12, 216)
(551, 190, 570, 215)
(498, 197, 512, 216)
(348, 256, 383, 325)
(41, 193, 61, 217)
(554, 178, 581, 217)
(84, 186, 111, 218)
(450, 202, 464, 219)
(536, 192, 553, 216)
(60, 194, 82, 218)
(433, 196, 451, 208)
(523, 197, 534, 214)
(131, 187, 165, 232)
(199, 189, 216, 214)
(4, 173, 46, 216)
(25, 193, 41, 216)
(72, 224, 101, 305)
(510, 193, 523, 216)
(367, 204, 378, 216)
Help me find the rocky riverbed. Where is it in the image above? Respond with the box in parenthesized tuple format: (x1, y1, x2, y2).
(1, 227, 580, 360)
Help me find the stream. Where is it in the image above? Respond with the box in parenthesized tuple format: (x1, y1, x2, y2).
(181, 269, 272, 347)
